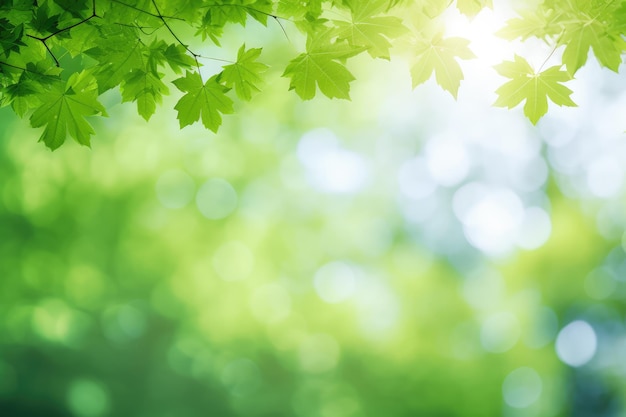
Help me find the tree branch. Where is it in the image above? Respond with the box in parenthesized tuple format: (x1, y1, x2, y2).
(26, 1, 99, 67)
(111, 0, 184, 21)
(150, 0, 203, 75)
(0, 61, 60, 80)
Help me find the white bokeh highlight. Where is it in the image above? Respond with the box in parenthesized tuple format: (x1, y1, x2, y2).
(555, 320, 597, 367)
(313, 261, 358, 303)
(297, 129, 369, 194)
(196, 178, 238, 220)
(480, 312, 521, 353)
(502, 367, 542, 409)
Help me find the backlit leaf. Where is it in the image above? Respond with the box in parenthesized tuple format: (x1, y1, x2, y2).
(494, 55, 576, 124)
(173, 71, 234, 132)
(29, 71, 106, 150)
(283, 29, 365, 100)
(410, 34, 475, 98)
(334, 0, 408, 59)
(220, 45, 268, 101)
(456, 0, 492, 17)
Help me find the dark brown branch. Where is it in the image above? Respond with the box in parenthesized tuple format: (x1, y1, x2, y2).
(26, 1, 99, 67)
(200, 4, 292, 42)
(272, 15, 290, 43)
(111, 0, 184, 21)
(202, 3, 294, 23)
(150, 0, 203, 74)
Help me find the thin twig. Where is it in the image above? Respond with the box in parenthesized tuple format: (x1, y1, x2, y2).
(111, 0, 184, 21)
(150, 0, 203, 74)
(115, 21, 163, 35)
(26, 1, 99, 66)
(197, 3, 292, 42)
(272, 16, 290, 43)
(0, 61, 61, 79)
(196, 55, 234, 64)
(202, 3, 295, 23)
(33, 10, 97, 41)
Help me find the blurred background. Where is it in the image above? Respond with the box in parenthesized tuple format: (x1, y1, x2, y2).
(1, 6, 626, 417)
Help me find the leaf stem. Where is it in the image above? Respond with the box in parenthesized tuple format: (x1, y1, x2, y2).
(196, 56, 234, 64)
(537, 44, 559, 73)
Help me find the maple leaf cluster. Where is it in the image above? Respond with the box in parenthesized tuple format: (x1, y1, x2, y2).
(0, 0, 625, 149)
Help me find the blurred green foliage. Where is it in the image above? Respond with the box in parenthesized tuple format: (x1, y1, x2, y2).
(1, 55, 626, 417)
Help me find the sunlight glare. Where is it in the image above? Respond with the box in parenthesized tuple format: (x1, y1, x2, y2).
(297, 129, 369, 194)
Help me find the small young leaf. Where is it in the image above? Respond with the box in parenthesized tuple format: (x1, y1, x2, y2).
(336, 16, 407, 59)
(121, 70, 169, 121)
(30, 4, 60, 36)
(0, 18, 26, 58)
(278, 0, 323, 20)
(53, 0, 90, 18)
(283, 30, 365, 100)
(163, 44, 196, 74)
(410, 34, 475, 98)
(173, 71, 234, 132)
(220, 44, 268, 101)
(456, 0, 492, 17)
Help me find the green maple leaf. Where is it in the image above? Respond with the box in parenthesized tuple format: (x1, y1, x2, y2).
(220, 44, 268, 101)
(29, 71, 107, 150)
(5, 80, 41, 117)
(30, 4, 60, 36)
(612, 1, 626, 32)
(53, 0, 90, 18)
(283, 30, 365, 100)
(202, 4, 247, 27)
(496, 8, 560, 41)
(85, 26, 145, 93)
(3, 61, 60, 116)
(410, 33, 475, 98)
(64, 23, 101, 57)
(243, 0, 274, 25)
(172, 71, 234, 132)
(162, 44, 196, 74)
(121, 70, 169, 121)
(159, 0, 205, 24)
(0, 18, 26, 58)
(334, 0, 408, 59)
(456, 0, 492, 17)
(493, 55, 576, 124)
(420, 0, 450, 18)
(277, 0, 323, 19)
(561, 20, 625, 75)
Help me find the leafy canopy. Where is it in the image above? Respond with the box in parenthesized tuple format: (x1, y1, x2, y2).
(1, 0, 625, 150)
